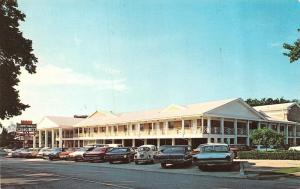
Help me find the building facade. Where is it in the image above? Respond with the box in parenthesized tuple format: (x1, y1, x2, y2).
(36, 98, 300, 149)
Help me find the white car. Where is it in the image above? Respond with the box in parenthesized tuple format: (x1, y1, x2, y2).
(69, 147, 94, 161)
(288, 146, 300, 151)
(255, 145, 275, 152)
(192, 143, 234, 170)
(134, 145, 158, 164)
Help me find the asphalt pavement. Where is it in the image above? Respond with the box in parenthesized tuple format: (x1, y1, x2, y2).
(1, 157, 300, 189)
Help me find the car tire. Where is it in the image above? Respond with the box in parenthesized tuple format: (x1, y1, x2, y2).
(135, 161, 139, 165)
(151, 160, 155, 164)
(109, 161, 113, 164)
(161, 163, 167, 168)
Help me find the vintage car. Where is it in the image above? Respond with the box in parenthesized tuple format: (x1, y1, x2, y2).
(156, 145, 193, 168)
(134, 145, 158, 164)
(70, 147, 94, 161)
(288, 146, 300, 151)
(19, 148, 40, 158)
(83, 147, 111, 162)
(192, 143, 234, 170)
(48, 148, 63, 160)
(59, 148, 75, 160)
(105, 147, 135, 164)
(36, 147, 51, 158)
(8, 148, 24, 158)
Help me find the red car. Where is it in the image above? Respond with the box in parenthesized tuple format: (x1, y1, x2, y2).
(83, 147, 111, 162)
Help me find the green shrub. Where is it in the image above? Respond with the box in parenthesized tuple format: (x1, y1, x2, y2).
(238, 150, 300, 160)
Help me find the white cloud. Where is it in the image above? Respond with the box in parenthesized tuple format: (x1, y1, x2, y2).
(19, 63, 127, 91)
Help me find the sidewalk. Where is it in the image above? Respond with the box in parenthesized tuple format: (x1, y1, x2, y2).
(244, 160, 300, 178)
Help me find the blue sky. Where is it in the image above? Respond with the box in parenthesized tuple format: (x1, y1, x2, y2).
(7, 0, 300, 124)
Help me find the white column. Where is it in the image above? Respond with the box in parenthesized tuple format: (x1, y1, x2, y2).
(122, 139, 125, 146)
(77, 140, 80, 147)
(221, 118, 224, 143)
(201, 117, 204, 133)
(234, 119, 238, 145)
(59, 128, 62, 148)
(144, 139, 147, 145)
(44, 130, 48, 147)
(207, 117, 211, 143)
(188, 138, 192, 146)
(38, 130, 42, 147)
(293, 125, 297, 146)
(258, 122, 261, 129)
(137, 123, 141, 136)
(285, 124, 289, 145)
(246, 121, 250, 146)
(106, 126, 109, 136)
(157, 139, 160, 148)
(51, 129, 55, 148)
(156, 122, 160, 135)
(192, 119, 197, 132)
(172, 138, 175, 145)
(277, 124, 280, 133)
(181, 119, 185, 136)
(151, 123, 154, 134)
(33, 136, 36, 148)
(112, 139, 115, 144)
(132, 139, 136, 147)
(207, 117, 211, 134)
(164, 121, 168, 135)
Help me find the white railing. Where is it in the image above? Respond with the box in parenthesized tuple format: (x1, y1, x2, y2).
(224, 127, 234, 135)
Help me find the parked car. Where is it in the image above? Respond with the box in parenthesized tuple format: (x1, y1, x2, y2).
(48, 148, 63, 160)
(156, 145, 193, 168)
(19, 148, 40, 158)
(36, 147, 51, 158)
(134, 145, 158, 164)
(59, 148, 75, 160)
(229, 144, 252, 158)
(83, 147, 111, 162)
(254, 145, 275, 152)
(288, 146, 300, 151)
(105, 147, 135, 164)
(8, 148, 23, 158)
(192, 143, 234, 170)
(70, 147, 94, 161)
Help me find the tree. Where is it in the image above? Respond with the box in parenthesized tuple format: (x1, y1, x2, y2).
(0, 0, 38, 120)
(250, 128, 284, 151)
(0, 127, 15, 147)
(283, 29, 300, 63)
(245, 97, 299, 107)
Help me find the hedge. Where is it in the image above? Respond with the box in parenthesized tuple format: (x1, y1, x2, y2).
(237, 150, 300, 160)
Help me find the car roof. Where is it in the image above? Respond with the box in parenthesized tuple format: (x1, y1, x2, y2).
(200, 143, 229, 146)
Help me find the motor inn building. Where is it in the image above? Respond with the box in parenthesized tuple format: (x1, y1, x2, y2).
(35, 98, 300, 149)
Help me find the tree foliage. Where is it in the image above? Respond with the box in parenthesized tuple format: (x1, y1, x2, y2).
(250, 128, 284, 150)
(0, 127, 15, 147)
(245, 97, 299, 107)
(283, 29, 300, 63)
(0, 0, 37, 120)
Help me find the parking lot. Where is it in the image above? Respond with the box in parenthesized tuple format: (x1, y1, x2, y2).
(1, 157, 300, 189)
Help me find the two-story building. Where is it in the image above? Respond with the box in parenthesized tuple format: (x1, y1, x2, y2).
(36, 98, 300, 149)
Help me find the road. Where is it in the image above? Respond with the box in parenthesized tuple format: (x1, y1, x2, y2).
(1, 157, 299, 189)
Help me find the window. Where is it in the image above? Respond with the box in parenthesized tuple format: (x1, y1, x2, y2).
(94, 127, 98, 133)
(168, 122, 174, 129)
(140, 125, 144, 131)
(100, 127, 106, 132)
(132, 125, 135, 130)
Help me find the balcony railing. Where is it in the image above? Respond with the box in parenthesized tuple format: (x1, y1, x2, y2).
(224, 127, 234, 135)
(237, 128, 246, 135)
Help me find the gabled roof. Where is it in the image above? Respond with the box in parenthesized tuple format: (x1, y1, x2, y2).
(76, 98, 258, 127)
(38, 116, 83, 129)
(253, 102, 299, 112)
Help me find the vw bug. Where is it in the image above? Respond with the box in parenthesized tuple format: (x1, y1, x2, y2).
(134, 145, 158, 164)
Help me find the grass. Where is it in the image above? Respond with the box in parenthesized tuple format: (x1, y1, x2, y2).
(273, 167, 300, 174)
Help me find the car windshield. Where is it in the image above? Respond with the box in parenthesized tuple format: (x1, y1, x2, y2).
(162, 147, 185, 154)
(201, 145, 228, 152)
(138, 147, 150, 152)
(109, 148, 129, 152)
